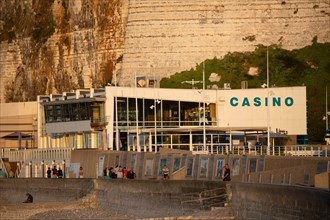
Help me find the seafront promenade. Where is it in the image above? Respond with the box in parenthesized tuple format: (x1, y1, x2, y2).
(0, 146, 329, 187)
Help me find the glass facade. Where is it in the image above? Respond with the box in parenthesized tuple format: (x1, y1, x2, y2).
(44, 101, 105, 124)
(114, 98, 216, 130)
(42, 100, 106, 149)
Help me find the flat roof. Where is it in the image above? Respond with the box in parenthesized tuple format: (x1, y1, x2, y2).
(40, 97, 106, 106)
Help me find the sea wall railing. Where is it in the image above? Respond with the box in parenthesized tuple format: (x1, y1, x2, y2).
(0, 145, 328, 163)
(192, 144, 329, 157)
(153, 143, 329, 157)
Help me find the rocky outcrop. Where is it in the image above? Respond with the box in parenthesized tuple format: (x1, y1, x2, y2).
(0, 0, 329, 102)
(0, 0, 128, 102)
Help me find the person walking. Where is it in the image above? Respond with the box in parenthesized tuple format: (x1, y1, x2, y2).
(79, 166, 84, 178)
(52, 166, 58, 178)
(57, 168, 63, 178)
(223, 164, 231, 181)
(46, 167, 51, 178)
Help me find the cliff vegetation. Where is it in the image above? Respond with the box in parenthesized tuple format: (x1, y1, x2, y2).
(161, 40, 330, 143)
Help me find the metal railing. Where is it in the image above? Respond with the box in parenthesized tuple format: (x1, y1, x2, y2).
(0, 148, 72, 162)
(0, 145, 328, 162)
(0, 155, 8, 178)
(129, 143, 329, 157)
(181, 187, 227, 209)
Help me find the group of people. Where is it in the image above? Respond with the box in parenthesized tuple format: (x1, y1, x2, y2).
(46, 166, 64, 178)
(103, 165, 136, 179)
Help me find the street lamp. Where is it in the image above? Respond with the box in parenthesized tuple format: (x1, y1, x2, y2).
(202, 62, 206, 152)
(29, 161, 32, 178)
(62, 160, 66, 178)
(41, 160, 44, 178)
(324, 86, 329, 145)
(150, 99, 161, 152)
(266, 46, 271, 155)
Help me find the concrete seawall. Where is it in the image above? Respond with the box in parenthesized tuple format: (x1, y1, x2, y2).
(0, 179, 226, 218)
(0, 178, 94, 204)
(230, 183, 330, 220)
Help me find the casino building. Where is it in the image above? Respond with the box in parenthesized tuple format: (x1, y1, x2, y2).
(37, 86, 307, 153)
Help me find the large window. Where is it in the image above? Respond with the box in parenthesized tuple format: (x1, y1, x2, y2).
(162, 100, 179, 127)
(113, 97, 216, 129)
(44, 102, 95, 123)
(90, 102, 105, 123)
(180, 102, 200, 126)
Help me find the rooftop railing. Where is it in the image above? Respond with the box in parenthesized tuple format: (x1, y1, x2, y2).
(0, 148, 72, 162)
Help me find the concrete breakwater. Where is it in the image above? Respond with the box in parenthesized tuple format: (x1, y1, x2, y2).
(0, 179, 329, 219)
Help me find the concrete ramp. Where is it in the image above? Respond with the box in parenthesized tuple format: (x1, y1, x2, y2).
(95, 180, 227, 218)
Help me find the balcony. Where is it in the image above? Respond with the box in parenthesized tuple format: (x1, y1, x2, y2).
(90, 118, 108, 130)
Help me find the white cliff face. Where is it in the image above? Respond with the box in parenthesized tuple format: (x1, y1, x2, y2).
(0, 0, 329, 102)
(120, 0, 330, 86)
(0, 0, 128, 102)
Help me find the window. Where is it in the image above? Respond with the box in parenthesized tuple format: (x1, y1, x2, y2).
(115, 155, 120, 166)
(249, 159, 257, 173)
(200, 158, 208, 177)
(216, 158, 224, 178)
(130, 154, 137, 171)
(231, 158, 240, 176)
(159, 159, 167, 175)
(173, 158, 181, 172)
(186, 158, 194, 176)
(145, 159, 153, 176)
(44, 102, 93, 123)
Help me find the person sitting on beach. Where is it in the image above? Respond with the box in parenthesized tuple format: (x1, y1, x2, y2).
(23, 193, 33, 203)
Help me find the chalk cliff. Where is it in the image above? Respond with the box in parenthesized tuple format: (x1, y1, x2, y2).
(0, 0, 329, 102)
(0, 0, 128, 102)
(120, 0, 330, 86)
